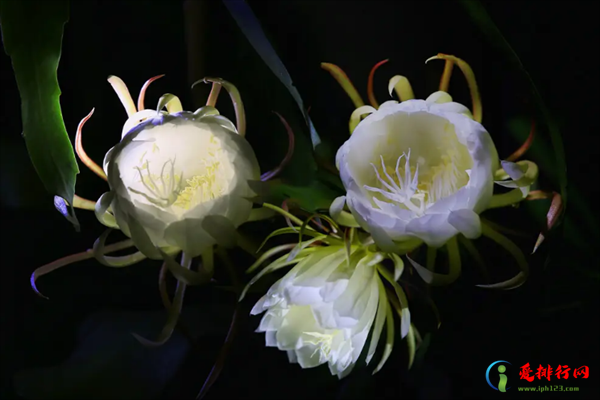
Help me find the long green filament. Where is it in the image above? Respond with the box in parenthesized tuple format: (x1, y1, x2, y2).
(478, 222, 529, 289)
(247, 243, 297, 273)
(201, 247, 215, 276)
(158, 261, 171, 309)
(73, 195, 96, 210)
(92, 229, 146, 267)
(366, 277, 389, 367)
(426, 54, 482, 123)
(75, 108, 108, 181)
(378, 264, 410, 338)
(95, 192, 119, 229)
(206, 81, 222, 108)
(262, 202, 309, 227)
(31, 238, 135, 299)
(488, 188, 525, 209)
(406, 323, 417, 369)
(196, 77, 246, 137)
(438, 59, 454, 92)
(240, 254, 309, 301)
(458, 235, 490, 283)
(408, 236, 461, 286)
(132, 252, 192, 347)
(320, 62, 365, 109)
(160, 249, 210, 286)
(373, 296, 395, 374)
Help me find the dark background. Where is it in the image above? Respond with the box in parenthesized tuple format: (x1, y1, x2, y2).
(1, 1, 598, 399)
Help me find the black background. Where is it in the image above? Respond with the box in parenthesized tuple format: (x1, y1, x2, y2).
(1, 1, 598, 399)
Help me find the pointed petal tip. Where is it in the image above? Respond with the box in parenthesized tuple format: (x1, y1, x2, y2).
(425, 55, 440, 64)
(532, 234, 545, 254)
(30, 272, 49, 300)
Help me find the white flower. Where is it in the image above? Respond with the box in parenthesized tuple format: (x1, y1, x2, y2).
(334, 97, 499, 251)
(251, 246, 392, 379)
(84, 76, 261, 260)
(103, 111, 260, 258)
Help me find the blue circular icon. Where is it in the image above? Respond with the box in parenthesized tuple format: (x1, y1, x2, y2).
(486, 360, 512, 390)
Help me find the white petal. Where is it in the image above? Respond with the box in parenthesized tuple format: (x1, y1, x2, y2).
(284, 285, 323, 306)
(275, 306, 317, 350)
(295, 345, 324, 369)
(265, 330, 278, 347)
(319, 279, 349, 302)
(287, 350, 298, 364)
(312, 303, 338, 329)
(333, 253, 379, 322)
(405, 214, 457, 248)
(292, 249, 346, 287)
(448, 209, 482, 239)
(250, 295, 268, 315)
(258, 309, 285, 331)
(433, 101, 473, 118)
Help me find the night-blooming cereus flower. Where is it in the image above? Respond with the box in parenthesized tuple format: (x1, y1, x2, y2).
(32, 75, 294, 346)
(103, 94, 259, 259)
(242, 205, 418, 378)
(321, 54, 557, 289)
(336, 97, 498, 250)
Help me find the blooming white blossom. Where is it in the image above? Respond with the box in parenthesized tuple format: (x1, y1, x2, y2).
(249, 238, 412, 378)
(102, 111, 259, 259)
(323, 54, 543, 289)
(334, 97, 499, 251)
(78, 76, 262, 260)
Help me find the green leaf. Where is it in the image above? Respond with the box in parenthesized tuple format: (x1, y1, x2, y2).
(222, 0, 330, 161)
(459, 0, 568, 209)
(257, 179, 342, 213)
(0, 0, 79, 224)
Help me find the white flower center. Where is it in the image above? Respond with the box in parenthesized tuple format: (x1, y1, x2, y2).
(120, 126, 231, 216)
(363, 146, 467, 216)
